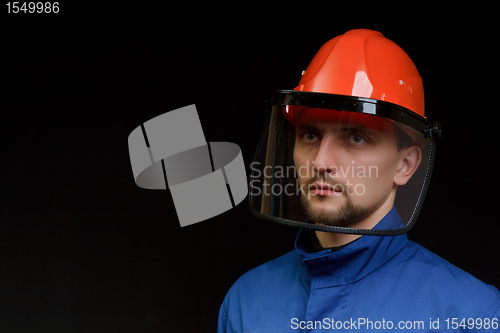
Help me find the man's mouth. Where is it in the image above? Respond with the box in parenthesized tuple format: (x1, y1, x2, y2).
(309, 181, 342, 196)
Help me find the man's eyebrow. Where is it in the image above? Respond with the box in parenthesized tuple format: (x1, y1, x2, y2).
(337, 125, 379, 137)
(295, 122, 380, 137)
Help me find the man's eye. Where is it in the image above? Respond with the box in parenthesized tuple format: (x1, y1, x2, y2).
(303, 132, 318, 142)
(348, 133, 367, 145)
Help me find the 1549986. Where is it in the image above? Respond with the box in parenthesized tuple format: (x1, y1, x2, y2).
(6, 2, 59, 13)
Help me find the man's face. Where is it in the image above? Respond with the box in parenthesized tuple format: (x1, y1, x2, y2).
(293, 108, 412, 228)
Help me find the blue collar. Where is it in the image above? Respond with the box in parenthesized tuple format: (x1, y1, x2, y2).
(294, 206, 408, 288)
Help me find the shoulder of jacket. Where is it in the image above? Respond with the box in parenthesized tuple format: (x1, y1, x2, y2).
(233, 250, 300, 285)
(403, 240, 500, 301)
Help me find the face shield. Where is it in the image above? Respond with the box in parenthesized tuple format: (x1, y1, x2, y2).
(249, 90, 441, 236)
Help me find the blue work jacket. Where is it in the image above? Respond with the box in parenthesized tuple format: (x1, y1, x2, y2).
(217, 207, 500, 332)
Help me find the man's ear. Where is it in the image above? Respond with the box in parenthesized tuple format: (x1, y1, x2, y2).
(394, 146, 422, 186)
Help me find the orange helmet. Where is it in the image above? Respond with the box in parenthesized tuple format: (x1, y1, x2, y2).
(282, 29, 438, 138)
(295, 29, 424, 118)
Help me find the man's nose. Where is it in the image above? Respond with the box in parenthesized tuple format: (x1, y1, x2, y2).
(312, 138, 338, 177)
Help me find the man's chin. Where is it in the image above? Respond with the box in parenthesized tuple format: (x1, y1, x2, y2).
(306, 197, 345, 217)
(301, 196, 373, 228)
(308, 204, 341, 219)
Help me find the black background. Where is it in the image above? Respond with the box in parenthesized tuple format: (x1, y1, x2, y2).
(1, 9, 499, 332)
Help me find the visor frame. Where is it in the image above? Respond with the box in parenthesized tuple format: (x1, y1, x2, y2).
(270, 90, 439, 140)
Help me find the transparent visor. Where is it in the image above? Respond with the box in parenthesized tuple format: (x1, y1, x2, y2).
(249, 100, 437, 236)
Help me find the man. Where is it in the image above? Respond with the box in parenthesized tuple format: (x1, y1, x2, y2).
(217, 29, 500, 332)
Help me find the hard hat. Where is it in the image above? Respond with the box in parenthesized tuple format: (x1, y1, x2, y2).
(249, 29, 441, 236)
(293, 29, 424, 119)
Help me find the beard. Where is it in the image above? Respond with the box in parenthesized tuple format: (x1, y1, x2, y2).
(300, 178, 375, 228)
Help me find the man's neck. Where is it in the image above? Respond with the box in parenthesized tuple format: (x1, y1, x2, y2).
(315, 231, 362, 248)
